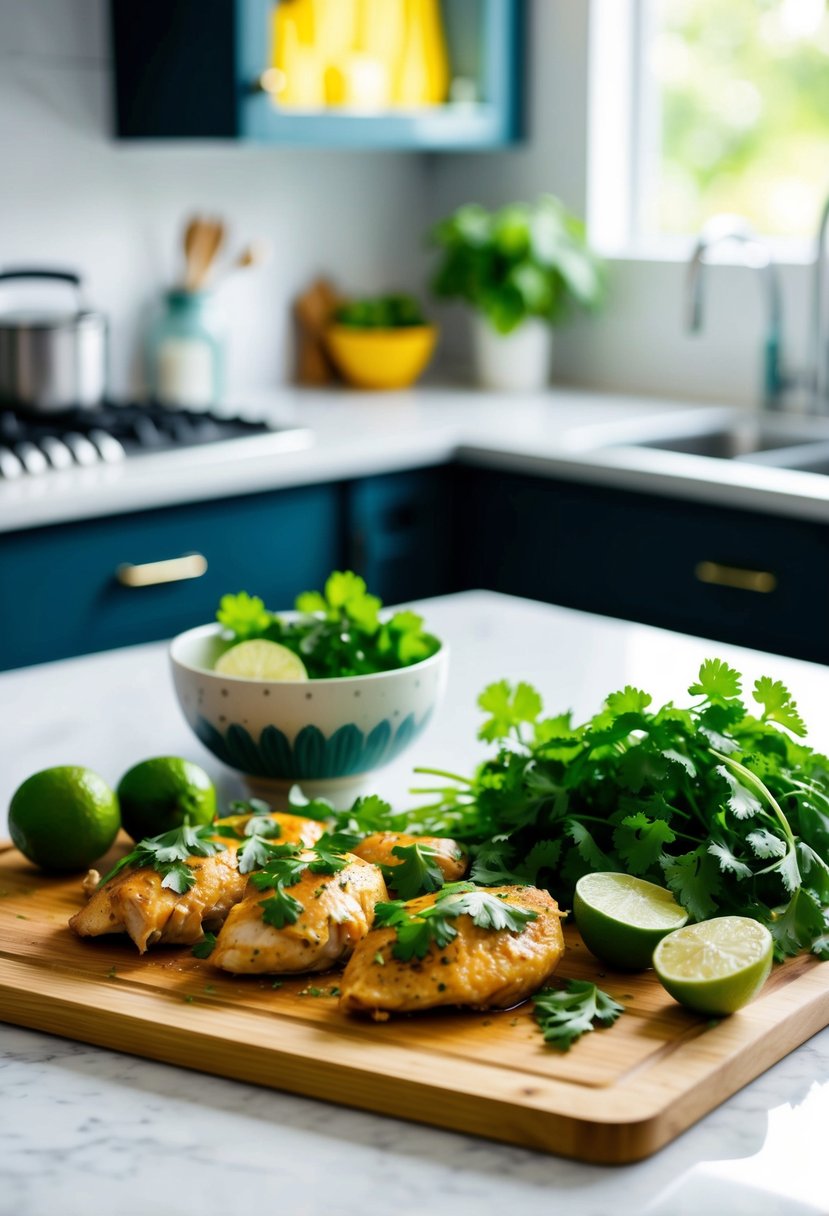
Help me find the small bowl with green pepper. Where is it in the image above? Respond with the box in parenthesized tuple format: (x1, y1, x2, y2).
(170, 572, 447, 808)
(325, 294, 437, 390)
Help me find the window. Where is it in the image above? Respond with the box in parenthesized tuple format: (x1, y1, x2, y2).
(589, 0, 829, 255)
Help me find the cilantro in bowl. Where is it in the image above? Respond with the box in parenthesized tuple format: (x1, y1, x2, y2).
(216, 571, 441, 679)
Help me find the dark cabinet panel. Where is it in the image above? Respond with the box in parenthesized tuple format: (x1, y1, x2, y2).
(347, 467, 455, 605)
(457, 466, 829, 665)
(0, 483, 341, 671)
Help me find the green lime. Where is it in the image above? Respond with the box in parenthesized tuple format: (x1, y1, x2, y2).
(117, 757, 216, 842)
(574, 872, 689, 970)
(8, 766, 120, 873)
(653, 916, 773, 1015)
(214, 639, 308, 681)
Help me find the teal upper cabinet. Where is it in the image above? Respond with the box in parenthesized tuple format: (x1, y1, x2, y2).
(111, 0, 524, 150)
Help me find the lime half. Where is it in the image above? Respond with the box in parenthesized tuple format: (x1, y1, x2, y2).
(574, 872, 689, 970)
(653, 916, 773, 1015)
(214, 639, 308, 681)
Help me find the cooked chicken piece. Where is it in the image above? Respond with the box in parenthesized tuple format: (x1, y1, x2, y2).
(211, 854, 388, 975)
(69, 812, 323, 953)
(351, 832, 467, 885)
(69, 852, 244, 953)
(215, 811, 324, 853)
(340, 885, 565, 1019)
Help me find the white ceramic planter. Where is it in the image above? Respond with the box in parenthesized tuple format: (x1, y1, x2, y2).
(472, 315, 553, 391)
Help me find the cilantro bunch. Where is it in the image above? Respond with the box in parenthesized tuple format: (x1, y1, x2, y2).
(216, 571, 440, 678)
(403, 661, 829, 960)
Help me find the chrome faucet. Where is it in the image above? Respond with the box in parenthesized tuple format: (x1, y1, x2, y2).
(811, 196, 829, 411)
(685, 215, 785, 410)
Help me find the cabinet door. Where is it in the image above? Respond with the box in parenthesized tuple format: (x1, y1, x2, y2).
(0, 484, 341, 670)
(347, 468, 454, 605)
(458, 467, 829, 665)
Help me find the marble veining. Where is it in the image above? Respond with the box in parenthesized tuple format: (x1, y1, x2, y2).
(2, 592, 829, 1215)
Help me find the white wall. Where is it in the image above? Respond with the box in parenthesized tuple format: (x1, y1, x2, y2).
(0, 0, 426, 399)
(428, 0, 818, 408)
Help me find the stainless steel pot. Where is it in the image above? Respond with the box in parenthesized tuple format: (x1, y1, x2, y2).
(0, 269, 107, 413)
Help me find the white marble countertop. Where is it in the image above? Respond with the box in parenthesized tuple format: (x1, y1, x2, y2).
(8, 385, 829, 536)
(1, 590, 829, 1215)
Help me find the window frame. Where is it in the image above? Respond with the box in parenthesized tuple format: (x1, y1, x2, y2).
(587, 0, 818, 266)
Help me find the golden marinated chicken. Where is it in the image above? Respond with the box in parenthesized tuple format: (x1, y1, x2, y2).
(351, 832, 467, 887)
(211, 852, 388, 975)
(69, 811, 323, 953)
(340, 884, 565, 1019)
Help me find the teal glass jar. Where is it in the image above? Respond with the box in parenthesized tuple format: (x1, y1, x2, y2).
(146, 289, 225, 408)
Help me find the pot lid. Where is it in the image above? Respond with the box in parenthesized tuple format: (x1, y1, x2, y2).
(0, 308, 104, 331)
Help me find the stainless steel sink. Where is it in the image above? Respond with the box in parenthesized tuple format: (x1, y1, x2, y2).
(636, 420, 829, 460)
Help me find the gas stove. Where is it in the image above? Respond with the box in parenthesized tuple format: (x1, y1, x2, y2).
(0, 402, 311, 478)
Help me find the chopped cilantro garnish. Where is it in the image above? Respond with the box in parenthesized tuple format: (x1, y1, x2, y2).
(382, 842, 446, 900)
(374, 882, 537, 962)
(533, 981, 625, 1052)
(191, 932, 217, 959)
(98, 824, 225, 895)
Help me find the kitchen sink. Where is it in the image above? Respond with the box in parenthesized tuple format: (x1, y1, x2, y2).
(636, 420, 829, 460)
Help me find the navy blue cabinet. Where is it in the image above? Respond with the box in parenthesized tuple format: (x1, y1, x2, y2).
(0, 483, 342, 671)
(110, 0, 523, 150)
(347, 466, 455, 604)
(456, 466, 829, 666)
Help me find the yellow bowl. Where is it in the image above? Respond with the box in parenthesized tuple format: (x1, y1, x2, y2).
(325, 324, 438, 390)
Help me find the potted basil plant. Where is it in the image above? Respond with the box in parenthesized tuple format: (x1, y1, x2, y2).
(429, 195, 604, 391)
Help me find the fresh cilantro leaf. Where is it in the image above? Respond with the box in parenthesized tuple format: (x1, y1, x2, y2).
(747, 828, 788, 859)
(308, 834, 352, 875)
(216, 591, 272, 640)
(191, 932, 217, 959)
(237, 833, 286, 875)
(375, 884, 536, 961)
(287, 784, 336, 821)
(533, 980, 625, 1051)
(662, 846, 723, 921)
(605, 686, 652, 715)
(565, 820, 618, 871)
(383, 842, 446, 899)
(613, 813, 676, 875)
(478, 680, 542, 742)
(707, 840, 752, 880)
(753, 677, 807, 737)
(688, 658, 742, 702)
(260, 888, 305, 928)
(228, 797, 272, 817)
(716, 766, 762, 820)
(98, 824, 224, 891)
(770, 887, 827, 958)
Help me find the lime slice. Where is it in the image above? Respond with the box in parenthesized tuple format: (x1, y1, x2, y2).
(574, 872, 689, 970)
(214, 639, 308, 681)
(653, 916, 773, 1015)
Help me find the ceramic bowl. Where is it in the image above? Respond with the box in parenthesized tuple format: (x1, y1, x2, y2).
(169, 624, 448, 808)
(324, 324, 438, 390)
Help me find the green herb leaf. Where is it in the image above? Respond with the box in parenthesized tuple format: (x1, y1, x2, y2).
(191, 932, 218, 959)
(216, 591, 272, 640)
(689, 658, 742, 702)
(374, 884, 536, 962)
(533, 981, 625, 1051)
(753, 677, 807, 737)
(382, 842, 446, 900)
(98, 824, 225, 893)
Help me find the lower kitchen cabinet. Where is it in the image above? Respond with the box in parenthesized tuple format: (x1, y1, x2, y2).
(346, 467, 455, 605)
(0, 483, 342, 671)
(457, 466, 829, 666)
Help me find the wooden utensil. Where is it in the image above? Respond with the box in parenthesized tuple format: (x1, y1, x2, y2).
(182, 216, 226, 291)
(294, 277, 341, 384)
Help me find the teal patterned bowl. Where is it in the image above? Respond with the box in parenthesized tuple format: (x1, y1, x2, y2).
(169, 623, 448, 808)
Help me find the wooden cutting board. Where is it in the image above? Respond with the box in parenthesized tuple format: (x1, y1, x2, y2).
(1, 837, 827, 1164)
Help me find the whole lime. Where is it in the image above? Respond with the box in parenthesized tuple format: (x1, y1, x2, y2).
(117, 757, 216, 842)
(9, 766, 120, 873)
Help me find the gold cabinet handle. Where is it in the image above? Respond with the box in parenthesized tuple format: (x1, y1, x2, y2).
(695, 560, 777, 594)
(116, 553, 207, 589)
